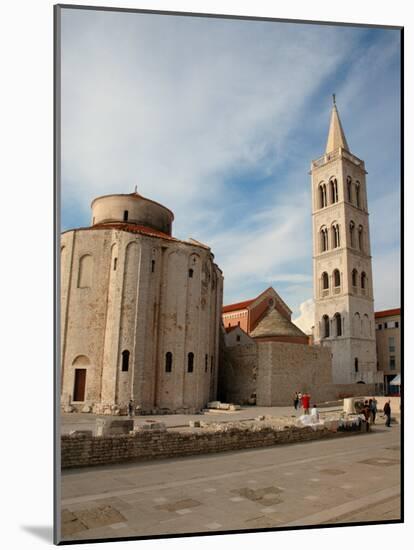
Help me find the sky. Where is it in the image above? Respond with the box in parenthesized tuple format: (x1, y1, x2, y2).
(60, 8, 401, 333)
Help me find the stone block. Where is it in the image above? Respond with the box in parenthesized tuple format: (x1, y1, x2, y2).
(229, 404, 241, 411)
(63, 405, 74, 413)
(81, 405, 92, 413)
(207, 401, 221, 409)
(69, 430, 92, 438)
(189, 420, 201, 428)
(95, 418, 134, 436)
(256, 415, 265, 421)
(218, 403, 230, 410)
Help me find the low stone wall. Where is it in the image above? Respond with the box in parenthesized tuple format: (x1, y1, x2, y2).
(61, 424, 363, 469)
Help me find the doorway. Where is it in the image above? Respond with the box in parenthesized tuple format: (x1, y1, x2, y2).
(73, 368, 86, 402)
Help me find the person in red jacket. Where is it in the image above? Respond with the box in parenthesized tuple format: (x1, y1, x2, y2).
(302, 393, 310, 414)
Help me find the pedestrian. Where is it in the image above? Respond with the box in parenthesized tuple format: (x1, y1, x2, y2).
(293, 392, 299, 410)
(298, 392, 303, 409)
(128, 399, 135, 418)
(362, 400, 371, 431)
(369, 397, 377, 424)
(302, 393, 310, 414)
(383, 399, 391, 427)
(310, 404, 319, 421)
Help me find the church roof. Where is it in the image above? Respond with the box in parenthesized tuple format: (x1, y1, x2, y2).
(222, 299, 255, 313)
(250, 307, 307, 339)
(325, 101, 350, 154)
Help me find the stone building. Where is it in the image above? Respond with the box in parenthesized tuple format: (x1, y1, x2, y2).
(220, 287, 332, 405)
(311, 99, 381, 385)
(222, 287, 308, 345)
(375, 308, 401, 394)
(61, 191, 223, 413)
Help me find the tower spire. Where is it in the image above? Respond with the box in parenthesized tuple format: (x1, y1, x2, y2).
(325, 96, 349, 154)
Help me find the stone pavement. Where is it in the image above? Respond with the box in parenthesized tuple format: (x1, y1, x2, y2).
(60, 423, 401, 542)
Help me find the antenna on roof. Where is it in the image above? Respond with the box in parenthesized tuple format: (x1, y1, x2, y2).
(134, 185, 138, 193)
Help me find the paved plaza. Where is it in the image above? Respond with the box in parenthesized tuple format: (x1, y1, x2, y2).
(60, 421, 401, 542)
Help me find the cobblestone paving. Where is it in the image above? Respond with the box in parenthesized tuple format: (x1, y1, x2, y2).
(60, 424, 401, 542)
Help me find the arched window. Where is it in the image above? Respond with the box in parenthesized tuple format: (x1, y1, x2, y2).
(355, 182, 361, 208)
(320, 227, 329, 252)
(334, 312, 342, 336)
(188, 268, 194, 278)
(205, 354, 208, 372)
(358, 225, 363, 251)
(353, 313, 361, 336)
(352, 269, 358, 287)
(322, 314, 330, 338)
(121, 350, 130, 372)
(332, 223, 340, 248)
(347, 176, 352, 203)
(354, 357, 359, 373)
(349, 221, 355, 247)
(187, 352, 194, 373)
(77, 254, 93, 288)
(330, 178, 338, 203)
(333, 269, 340, 288)
(319, 183, 327, 208)
(322, 272, 329, 290)
(165, 352, 173, 373)
(361, 271, 367, 289)
(123, 210, 129, 221)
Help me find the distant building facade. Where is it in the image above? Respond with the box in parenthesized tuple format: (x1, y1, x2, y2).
(311, 100, 380, 386)
(375, 308, 401, 394)
(61, 191, 223, 413)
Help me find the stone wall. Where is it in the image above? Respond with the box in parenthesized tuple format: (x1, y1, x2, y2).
(219, 344, 258, 404)
(257, 342, 333, 405)
(61, 227, 223, 413)
(61, 424, 363, 469)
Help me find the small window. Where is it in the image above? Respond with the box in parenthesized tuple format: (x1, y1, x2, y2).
(123, 210, 129, 221)
(210, 356, 214, 373)
(121, 350, 130, 372)
(389, 356, 396, 370)
(322, 315, 330, 338)
(165, 352, 173, 373)
(236, 335, 241, 342)
(187, 352, 194, 373)
(361, 272, 367, 289)
(333, 269, 340, 287)
(188, 269, 194, 278)
(354, 358, 359, 373)
(395, 321, 399, 328)
(352, 269, 358, 287)
(237, 321, 240, 327)
(205, 354, 208, 372)
(322, 272, 329, 290)
(113, 257, 117, 271)
(334, 313, 342, 336)
(384, 322, 388, 329)
(151, 260, 155, 273)
(388, 337, 395, 353)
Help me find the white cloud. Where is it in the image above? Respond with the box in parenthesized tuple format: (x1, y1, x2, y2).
(292, 298, 315, 335)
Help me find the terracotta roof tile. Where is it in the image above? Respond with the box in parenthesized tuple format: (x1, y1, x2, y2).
(375, 308, 401, 319)
(222, 299, 254, 313)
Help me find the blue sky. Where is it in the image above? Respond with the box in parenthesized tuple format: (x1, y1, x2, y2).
(60, 9, 401, 331)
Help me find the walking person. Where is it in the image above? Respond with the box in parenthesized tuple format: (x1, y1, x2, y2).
(128, 399, 135, 418)
(293, 392, 299, 410)
(298, 392, 303, 410)
(370, 397, 378, 424)
(383, 399, 392, 427)
(302, 393, 310, 415)
(310, 404, 319, 422)
(362, 400, 371, 431)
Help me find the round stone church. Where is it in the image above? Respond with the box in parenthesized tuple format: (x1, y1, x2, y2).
(60, 191, 223, 414)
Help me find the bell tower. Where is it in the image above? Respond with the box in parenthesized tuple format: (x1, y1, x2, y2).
(311, 97, 379, 385)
